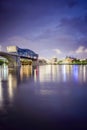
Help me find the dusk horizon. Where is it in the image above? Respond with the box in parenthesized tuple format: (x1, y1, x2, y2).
(1, 0, 87, 59)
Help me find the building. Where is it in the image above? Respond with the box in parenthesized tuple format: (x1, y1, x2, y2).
(62, 56, 77, 64)
(7, 46, 38, 59)
(51, 57, 58, 64)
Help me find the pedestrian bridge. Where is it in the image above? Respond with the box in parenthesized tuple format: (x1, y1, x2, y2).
(0, 46, 38, 67)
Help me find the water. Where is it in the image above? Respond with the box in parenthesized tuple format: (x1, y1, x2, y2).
(0, 65, 87, 129)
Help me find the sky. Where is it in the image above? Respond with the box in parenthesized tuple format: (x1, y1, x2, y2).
(0, 0, 87, 59)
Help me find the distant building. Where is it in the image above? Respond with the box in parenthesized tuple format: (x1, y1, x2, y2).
(62, 56, 77, 64)
(38, 59, 47, 65)
(51, 57, 58, 64)
(7, 46, 38, 59)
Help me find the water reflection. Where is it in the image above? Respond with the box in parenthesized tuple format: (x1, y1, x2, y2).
(8, 74, 15, 100)
(0, 65, 87, 129)
(0, 65, 33, 109)
(0, 65, 87, 109)
(0, 81, 3, 108)
(83, 65, 86, 82)
(34, 65, 87, 83)
(20, 65, 32, 81)
(0, 66, 8, 81)
(33, 66, 39, 82)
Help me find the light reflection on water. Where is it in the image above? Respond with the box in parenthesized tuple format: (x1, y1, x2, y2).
(0, 81, 3, 108)
(33, 65, 87, 96)
(0, 65, 87, 129)
(20, 65, 32, 81)
(0, 65, 32, 109)
(34, 65, 87, 83)
(0, 65, 87, 107)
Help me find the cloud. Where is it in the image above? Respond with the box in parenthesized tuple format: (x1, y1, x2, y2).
(53, 49, 62, 54)
(85, 49, 87, 53)
(75, 46, 87, 54)
(75, 46, 84, 54)
(70, 46, 87, 54)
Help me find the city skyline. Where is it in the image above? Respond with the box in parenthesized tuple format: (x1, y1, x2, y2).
(0, 0, 87, 59)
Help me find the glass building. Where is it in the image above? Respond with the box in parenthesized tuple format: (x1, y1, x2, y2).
(7, 46, 38, 59)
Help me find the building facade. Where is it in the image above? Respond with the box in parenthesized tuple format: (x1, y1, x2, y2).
(7, 46, 38, 59)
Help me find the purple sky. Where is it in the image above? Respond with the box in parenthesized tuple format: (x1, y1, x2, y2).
(0, 0, 87, 59)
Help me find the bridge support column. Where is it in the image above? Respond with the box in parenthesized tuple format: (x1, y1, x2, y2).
(8, 56, 21, 68)
(15, 56, 21, 67)
(32, 60, 39, 67)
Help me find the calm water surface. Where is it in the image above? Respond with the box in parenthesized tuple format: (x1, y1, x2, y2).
(0, 65, 87, 129)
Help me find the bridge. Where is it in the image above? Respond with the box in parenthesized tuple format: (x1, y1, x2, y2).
(0, 46, 38, 67)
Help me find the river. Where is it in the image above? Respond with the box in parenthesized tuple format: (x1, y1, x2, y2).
(0, 65, 87, 129)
